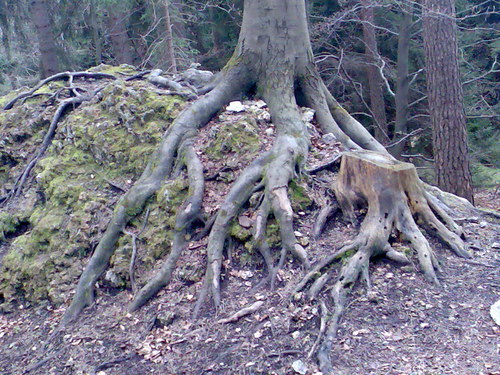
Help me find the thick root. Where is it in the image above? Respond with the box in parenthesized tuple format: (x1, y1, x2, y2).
(195, 79, 314, 315)
(62, 66, 252, 325)
(194, 155, 267, 316)
(128, 142, 204, 312)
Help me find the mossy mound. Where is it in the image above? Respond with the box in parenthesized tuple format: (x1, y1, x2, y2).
(0, 66, 187, 310)
(0, 67, 317, 310)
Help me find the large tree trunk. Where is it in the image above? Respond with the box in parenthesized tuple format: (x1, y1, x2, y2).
(422, 0, 474, 203)
(31, 0, 59, 78)
(361, 0, 388, 142)
(52, 1, 470, 374)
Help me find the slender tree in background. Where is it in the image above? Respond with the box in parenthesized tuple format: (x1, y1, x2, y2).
(361, 0, 388, 142)
(89, 0, 102, 65)
(30, 0, 59, 77)
(0, 5, 12, 62)
(103, 2, 134, 65)
(391, 3, 413, 158)
(163, 0, 177, 72)
(422, 0, 474, 203)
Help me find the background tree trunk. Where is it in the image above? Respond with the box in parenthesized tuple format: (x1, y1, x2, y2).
(31, 0, 59, 78)
(422, 0, 474, 203)
(89, 0, 101, 65)
(391, 5, 412, 158)
(361, 0, 388, 143)
(104, 8, 134, 65)
(163, 0, 177, 73)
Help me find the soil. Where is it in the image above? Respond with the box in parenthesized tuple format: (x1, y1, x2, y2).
(0, 71, 499, 375)
(0, 193, 498, 375)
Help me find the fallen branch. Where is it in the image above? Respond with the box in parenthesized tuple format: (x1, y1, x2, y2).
(3, 71, 116, 110)
(217, 301, 264, 324)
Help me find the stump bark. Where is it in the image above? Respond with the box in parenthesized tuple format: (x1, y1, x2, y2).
(314, 151, 471, 373)
(334, 150, 469, 285)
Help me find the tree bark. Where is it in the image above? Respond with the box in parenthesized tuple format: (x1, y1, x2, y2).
(104, 8, 134, 65)
(391, 5, 413, 158)
(422, 0, 474, 203)
(89, 0, 101, 65)
(0, 11, 11, 61)
(361, 0, 388, 142)
(30, 0, 59, 78)
(163, 0, 177, 73)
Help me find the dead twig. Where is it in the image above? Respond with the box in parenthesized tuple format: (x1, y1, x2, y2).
(217, 301, 264, 324)
(124, 208, 151, 294)
(306, 154, 342, 174)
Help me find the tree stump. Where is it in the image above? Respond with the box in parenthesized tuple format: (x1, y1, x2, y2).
(334, 150, 470, 284)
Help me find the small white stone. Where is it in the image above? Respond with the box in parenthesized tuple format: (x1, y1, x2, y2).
(301, 108, 315, 123)
(254, 100, 267, 108)
(292, 360, 308, 375)
(490, 300, 500, 326)
(479, 221, 488, 228)
(265, 128, 274, 136)
(322, 133, 337, 144)
(226, 101, 246, 112)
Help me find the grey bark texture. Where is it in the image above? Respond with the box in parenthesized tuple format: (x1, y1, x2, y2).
(361, 0, 388, 142)
(31, 0, 59, 78)
(392, 5, 413, 158)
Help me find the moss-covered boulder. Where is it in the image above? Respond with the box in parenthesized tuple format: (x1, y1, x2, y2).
(0, 66, 188, 309)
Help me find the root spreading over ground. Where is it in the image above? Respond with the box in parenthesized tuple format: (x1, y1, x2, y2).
(0, 2, 481, 373)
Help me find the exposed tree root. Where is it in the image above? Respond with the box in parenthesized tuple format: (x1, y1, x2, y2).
(2, 91, 99, 204)
(124, 208, 150, 295)
(3, 71, 116, 110)
(313, 201, 338, 240)
(2, 3, 478, 374)
(129, 142, 204, 312)
(290, 150, 470, 374)
(62, 65, 252, 324)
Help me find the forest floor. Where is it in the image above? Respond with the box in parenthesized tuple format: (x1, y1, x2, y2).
(1, 185, 498, 375)
(0, 71, 499, 375)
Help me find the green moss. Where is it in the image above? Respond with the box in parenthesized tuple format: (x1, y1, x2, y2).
(289, 180, 313, 211)
(0, 213, 20, 240)
(205, 116, 260, 161)
(266, 221, 281, 248)
(88, 63, 137, 76)
(229, 221, 251, 242)
(0, 66, 189, 307)
(340, 249, 356, 264)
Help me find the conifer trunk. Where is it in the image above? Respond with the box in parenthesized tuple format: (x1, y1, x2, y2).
(422, 0, 474, 203)
(31, 0, 59, 78)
